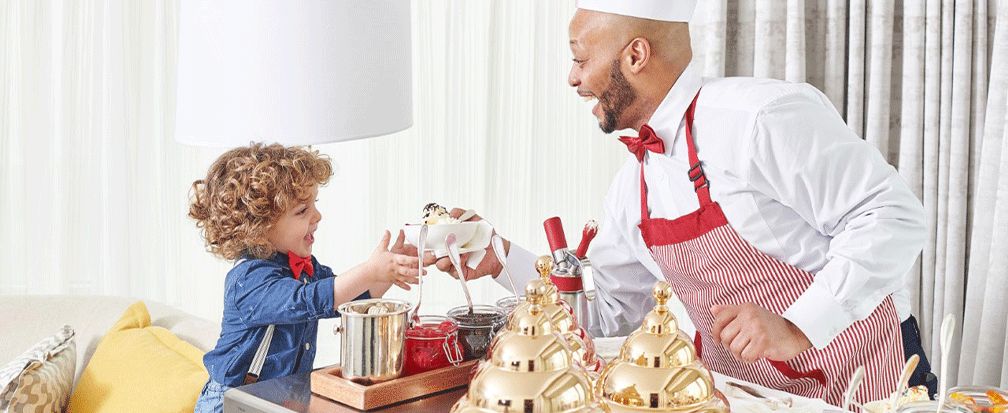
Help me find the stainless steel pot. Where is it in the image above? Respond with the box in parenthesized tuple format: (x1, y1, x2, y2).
(335, 298, 412, 383)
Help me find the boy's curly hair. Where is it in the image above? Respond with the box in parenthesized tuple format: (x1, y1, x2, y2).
(189, 143, 332, 260)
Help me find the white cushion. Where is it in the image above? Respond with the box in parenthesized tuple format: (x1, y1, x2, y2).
(0, 295, 220, 385)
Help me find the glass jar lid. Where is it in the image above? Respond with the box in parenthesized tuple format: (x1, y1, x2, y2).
(448, 304, 506, 329)
(405, 315, 457, 339)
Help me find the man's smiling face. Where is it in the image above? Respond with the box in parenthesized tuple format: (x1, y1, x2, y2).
(568, 10, 639, 134)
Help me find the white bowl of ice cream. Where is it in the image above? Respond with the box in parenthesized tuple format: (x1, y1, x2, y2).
(403, 202, 494, 266)
(403, 221, 493, 258)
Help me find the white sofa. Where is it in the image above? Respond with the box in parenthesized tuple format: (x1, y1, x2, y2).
(0, 295, 221, 385)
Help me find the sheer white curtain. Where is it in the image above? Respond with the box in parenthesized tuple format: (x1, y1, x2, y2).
(0, 0, 386, 366)
(365, 0, 624, 317)
(0, 1, 207, 299)
(3, 0, 1007, 383)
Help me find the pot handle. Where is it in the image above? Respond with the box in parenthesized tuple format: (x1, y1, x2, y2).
(580, 258, 596, 302)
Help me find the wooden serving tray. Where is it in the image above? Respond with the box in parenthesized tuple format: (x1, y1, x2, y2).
(310, 361, 478, 410)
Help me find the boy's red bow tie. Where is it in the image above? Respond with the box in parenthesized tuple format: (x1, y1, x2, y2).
(287, 251, 314, 280)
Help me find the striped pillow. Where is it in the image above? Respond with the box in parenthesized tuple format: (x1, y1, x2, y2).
(0, 326, 76, 413)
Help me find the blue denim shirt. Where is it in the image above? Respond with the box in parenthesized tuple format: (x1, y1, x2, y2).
(202, 252, 369, 387)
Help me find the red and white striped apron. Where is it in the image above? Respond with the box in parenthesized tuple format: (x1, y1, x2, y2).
(632, 91, 904, 407)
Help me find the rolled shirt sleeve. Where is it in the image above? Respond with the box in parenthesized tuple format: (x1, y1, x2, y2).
(746, 87, 927, 349)
(494, 242, 539, 295)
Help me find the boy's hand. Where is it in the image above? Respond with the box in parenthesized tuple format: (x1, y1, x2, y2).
(368, 230, 424, 290)
(390, 229, 439, 267)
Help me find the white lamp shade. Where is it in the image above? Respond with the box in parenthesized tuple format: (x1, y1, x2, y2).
(175, 0, 412, 146)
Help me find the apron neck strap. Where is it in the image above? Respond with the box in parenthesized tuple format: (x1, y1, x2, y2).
(640, 89, 710, 221)
(684, 91, 712, 206)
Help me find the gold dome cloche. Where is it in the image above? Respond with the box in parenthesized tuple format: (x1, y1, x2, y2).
(451, 279, 600, 413)
(504, 256, 602, 373)
(595, 281, 728, 413)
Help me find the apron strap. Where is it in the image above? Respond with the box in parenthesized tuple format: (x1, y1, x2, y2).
(639, 162, 650, 221)
(683, 92, 712, 206)
(639, 90, 709, 221)
(244, 324, 275, 385)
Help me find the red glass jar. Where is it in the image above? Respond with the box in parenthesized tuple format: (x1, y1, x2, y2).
(403, 315, 464, 376)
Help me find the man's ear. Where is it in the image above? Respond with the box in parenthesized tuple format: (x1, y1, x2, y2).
(623, 37, 651, 75)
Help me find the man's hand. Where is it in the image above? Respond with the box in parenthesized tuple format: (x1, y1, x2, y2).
(434, 208, 508, 281)
(710, 303, 813, 363)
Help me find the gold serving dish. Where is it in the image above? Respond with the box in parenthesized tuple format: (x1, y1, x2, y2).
(452, 279, 601, 413)
(596, 281, 728, 413)
(503, 256, 602, 372)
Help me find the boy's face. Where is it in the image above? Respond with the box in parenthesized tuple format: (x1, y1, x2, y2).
(266, 186, 321, 258)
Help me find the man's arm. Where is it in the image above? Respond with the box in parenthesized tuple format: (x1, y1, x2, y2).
(748, 86, 927, 349)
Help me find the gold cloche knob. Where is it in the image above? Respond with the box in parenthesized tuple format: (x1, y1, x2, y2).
(535, 255, 553, 280)
(653, 281, 673, 306)
(643, 281, 678, 335)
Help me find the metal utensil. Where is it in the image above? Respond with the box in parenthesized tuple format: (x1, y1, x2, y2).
(935, 314, 956, 413)
(491, 234, 518, 299)
(410, 224, 428, 325)
(726, 381, 793, 409)
(889, 354, 921, 408)
(842, 366, 866, 412)
(445, 233, 474, 314)
(457, 209, 477, 222)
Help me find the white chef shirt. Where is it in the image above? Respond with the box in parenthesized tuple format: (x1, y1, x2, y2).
(499, 60, 926, 350)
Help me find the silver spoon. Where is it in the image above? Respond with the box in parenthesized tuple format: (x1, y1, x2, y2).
(842, 366, 865, 412)
(935, 314, 956, 413)
(445, 233, 474, 314)
(410, 224, 428, 325)
(457, 209, 477, 222)
(491, 234, 519, 300)
(888, 354, 920, 409)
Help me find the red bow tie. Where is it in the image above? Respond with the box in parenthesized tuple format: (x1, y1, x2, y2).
(287, 251, 314, 281)
(618, 124, 665, 162)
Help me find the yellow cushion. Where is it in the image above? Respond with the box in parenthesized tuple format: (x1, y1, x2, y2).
(68, 301, 209, 413)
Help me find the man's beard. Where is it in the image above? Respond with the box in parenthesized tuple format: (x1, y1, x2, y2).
(598, 60, 637, 134)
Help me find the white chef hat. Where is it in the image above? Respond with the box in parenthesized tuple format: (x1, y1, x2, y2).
(575, 0, 697, 22)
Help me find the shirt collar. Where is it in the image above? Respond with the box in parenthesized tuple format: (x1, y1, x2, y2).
(239, 251, 291, 265)
(641, 59, 702, 156)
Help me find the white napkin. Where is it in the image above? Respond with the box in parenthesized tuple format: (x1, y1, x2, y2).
(407, 221, 493, 271)
(714, 375, 850, 413)
(462, 221, 492, 269)
(437, 221, 491, 270)
(721, 384, 828, 413)
(594, 336, 626, 360)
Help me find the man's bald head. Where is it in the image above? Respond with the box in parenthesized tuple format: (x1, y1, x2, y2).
(568, 9, 693, 132)
(569, 9, 692, 70)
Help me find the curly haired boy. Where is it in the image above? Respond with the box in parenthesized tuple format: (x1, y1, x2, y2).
(190, 143, 422, 413)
